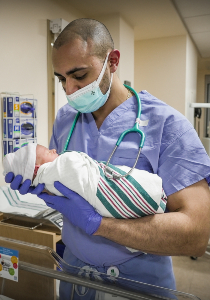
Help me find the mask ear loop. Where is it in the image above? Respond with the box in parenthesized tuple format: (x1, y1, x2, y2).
(66, 52, 111, 101)
(96, 52, 110, 85)
(104, 72, 113, 98)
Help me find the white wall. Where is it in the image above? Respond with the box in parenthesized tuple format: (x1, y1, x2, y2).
(97, 14, 120, 80)
(197, 60, 210, 104)
(197, 60, 210, 139)
(0, 0, 84, 186)
(134, 35, 187, 114)
(119, 18, 134, 87)
(185, 36, 198, 124)
(97, 14, 134, 86)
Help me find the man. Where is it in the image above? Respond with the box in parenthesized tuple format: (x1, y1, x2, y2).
(6, 18, 210, 299)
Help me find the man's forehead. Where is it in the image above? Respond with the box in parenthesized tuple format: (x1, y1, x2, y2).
(52, 38, 93, 61)
(52, 42, 102, 75)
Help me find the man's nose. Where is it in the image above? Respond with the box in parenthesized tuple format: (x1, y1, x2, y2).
(65, 78, 79, 95)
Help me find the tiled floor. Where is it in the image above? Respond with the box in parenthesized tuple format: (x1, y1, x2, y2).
(172, 251, 210, 300)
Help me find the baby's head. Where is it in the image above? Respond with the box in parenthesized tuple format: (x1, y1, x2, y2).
(3, 143, 58, 183)
(34, 145, 58, 178)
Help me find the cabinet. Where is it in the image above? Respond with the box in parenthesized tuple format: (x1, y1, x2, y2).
(0, 213, 61, 300)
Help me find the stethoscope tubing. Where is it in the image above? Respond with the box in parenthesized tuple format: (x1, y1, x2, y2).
(62, 84, 145, 180)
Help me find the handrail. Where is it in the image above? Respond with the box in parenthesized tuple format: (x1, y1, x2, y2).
(0, 236, 201, 300)
(19, 261, 158, 300)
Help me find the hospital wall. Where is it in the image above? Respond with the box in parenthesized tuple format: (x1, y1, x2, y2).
(97, 14, 134, 87)
(119, 18, 134, 87)
(0, 0, 85, 187)
(185, 36, 198, 124)
(134, 35, 191, 115)
(197, 63, 210, 139)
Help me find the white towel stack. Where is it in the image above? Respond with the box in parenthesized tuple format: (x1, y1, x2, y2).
(0, 185, 47, 217)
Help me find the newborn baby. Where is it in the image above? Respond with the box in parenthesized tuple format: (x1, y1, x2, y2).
(3, 143, 167, 219)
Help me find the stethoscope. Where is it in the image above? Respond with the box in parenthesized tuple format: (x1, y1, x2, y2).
(62, 84, 145, 180)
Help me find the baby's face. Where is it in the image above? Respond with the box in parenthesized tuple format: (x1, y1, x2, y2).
(36, 145, 58, 165)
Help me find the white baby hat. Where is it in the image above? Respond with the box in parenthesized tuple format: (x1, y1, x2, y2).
(3, 143, 37, 183)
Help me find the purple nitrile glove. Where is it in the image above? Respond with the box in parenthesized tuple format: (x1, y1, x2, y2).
(5, 172, 45, 195)
(28, 184, 45, 195)
(37, 181, 102, 235)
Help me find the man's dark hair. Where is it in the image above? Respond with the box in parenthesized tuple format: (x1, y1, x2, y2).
(53, 18, 114, 59)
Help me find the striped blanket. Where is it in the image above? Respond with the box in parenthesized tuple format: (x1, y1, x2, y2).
(96, 162, 167, 219)
(33, 151, 167, 219)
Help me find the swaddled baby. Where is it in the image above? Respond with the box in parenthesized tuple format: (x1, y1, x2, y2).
(3, 143, 167, 219)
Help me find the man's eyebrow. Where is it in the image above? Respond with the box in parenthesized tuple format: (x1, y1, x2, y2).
(54, 71, 63, 77)
(54, 67, 88, 77)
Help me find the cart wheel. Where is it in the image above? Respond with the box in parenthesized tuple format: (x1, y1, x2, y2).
(190, 256, 198, 260)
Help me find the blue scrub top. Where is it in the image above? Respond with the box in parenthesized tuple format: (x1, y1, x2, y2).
(50, 90, 210, 268)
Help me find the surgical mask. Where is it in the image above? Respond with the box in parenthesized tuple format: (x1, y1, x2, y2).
(66, 53, 113, 113)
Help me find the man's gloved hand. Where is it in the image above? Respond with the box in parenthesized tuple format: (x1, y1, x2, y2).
(5, 172, 45, 195)
(37, 181, 102, 235)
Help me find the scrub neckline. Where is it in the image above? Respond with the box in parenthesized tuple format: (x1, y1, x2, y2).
(85, 93, 138, 135)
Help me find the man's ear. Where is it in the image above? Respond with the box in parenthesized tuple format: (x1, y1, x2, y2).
(34, 165, 40, 176)
(109, 50, 120, 73)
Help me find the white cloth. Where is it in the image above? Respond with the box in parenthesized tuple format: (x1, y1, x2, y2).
(3, 143, 37, 183)
(33, 151, 166, 218)
(0, 185, 47, 217)
(33, 151, 100, 207)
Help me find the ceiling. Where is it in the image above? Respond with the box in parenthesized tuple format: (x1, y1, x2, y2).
(69, 0, 210, 59)
(173, 0, 210, 58)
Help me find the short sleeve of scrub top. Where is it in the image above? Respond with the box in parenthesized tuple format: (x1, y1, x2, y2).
(158, 125, 210, 196)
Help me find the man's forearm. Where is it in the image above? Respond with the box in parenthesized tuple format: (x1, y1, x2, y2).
(94, 179, 210, 256)
(94, 212, 208, 256)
